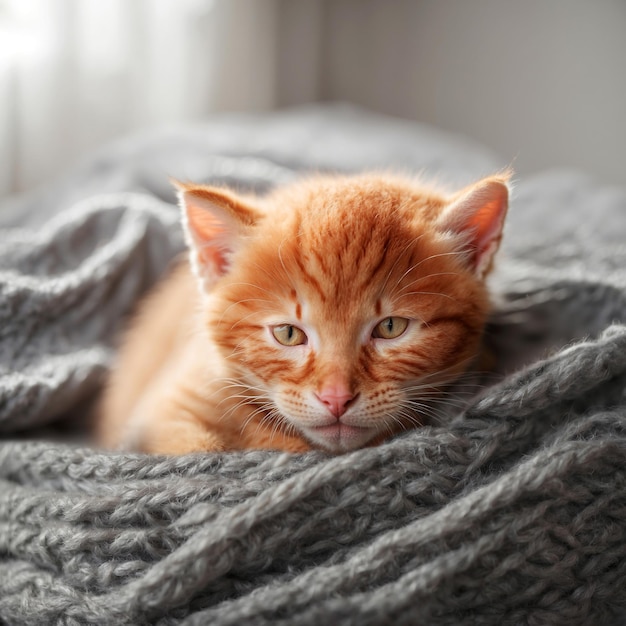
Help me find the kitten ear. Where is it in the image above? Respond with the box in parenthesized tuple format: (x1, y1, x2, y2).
(174, 181, 261, 291)
(436, 174, 510, 278)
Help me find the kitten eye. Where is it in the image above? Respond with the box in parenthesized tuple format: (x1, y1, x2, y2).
(272, 324, 307, 346)
(372, 317, 409, 340)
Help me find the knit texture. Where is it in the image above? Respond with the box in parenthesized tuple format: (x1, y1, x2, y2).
(1, 106, 625, 625)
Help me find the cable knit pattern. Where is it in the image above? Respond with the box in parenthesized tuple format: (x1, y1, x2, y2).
(1, 106, 625, 625)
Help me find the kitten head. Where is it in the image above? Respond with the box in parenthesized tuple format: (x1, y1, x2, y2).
(176, 173, 509, 452)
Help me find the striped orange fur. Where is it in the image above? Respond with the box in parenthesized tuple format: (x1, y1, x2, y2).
(98, 173, 509, 454)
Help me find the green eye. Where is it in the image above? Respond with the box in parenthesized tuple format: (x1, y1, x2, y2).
(272, 324, 307, 346)
(372, 317, 409, 340)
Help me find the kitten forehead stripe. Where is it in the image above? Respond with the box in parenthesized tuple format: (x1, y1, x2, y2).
(357, 234, 392, 291)
(294, 253, 327, 303)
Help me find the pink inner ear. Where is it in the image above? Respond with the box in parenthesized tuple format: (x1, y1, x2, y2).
(177, 183, 261, 292)
(197, 243, 229, 276)
(180, 190, 241, 291)
(186, 202, 223, 239)
(185, 204, 230, 274)
(470, 195, 507, 264)
(440, 177, 509, 277)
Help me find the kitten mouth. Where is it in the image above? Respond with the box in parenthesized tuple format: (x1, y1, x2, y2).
(305, 422, 376, 452)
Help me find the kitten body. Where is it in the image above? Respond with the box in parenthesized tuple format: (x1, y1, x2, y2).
(98, 173, 509, 454)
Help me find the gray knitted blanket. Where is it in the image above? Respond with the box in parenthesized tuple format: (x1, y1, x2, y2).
(1, 106, 626, 626)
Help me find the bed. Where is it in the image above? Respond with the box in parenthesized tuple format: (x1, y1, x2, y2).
(1, 104, 625, 625)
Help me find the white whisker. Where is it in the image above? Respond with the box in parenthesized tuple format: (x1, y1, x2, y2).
(390, 251, 466, 293)
(392, 290, 459, 304)
(377, 238, 423, 296)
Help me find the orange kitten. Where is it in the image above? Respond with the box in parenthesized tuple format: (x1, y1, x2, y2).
(98, 173, 509, 455)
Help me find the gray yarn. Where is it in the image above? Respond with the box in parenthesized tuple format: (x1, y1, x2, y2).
(1, 106, 626, 625)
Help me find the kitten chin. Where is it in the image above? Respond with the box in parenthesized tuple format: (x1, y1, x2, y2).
(97, 171, 510, 455)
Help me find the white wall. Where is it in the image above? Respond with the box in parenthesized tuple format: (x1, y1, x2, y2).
(283, 0, 626, 187)
(3, 0, 625, 194)
(0, 0, 282, 196)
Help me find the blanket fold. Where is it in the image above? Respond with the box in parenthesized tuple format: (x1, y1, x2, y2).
(1, 325, 625, 624)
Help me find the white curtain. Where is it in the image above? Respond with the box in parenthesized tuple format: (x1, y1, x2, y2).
(0, 0, 280, 196)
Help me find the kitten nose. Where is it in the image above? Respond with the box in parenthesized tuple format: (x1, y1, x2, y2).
(315, 385, 357, 419)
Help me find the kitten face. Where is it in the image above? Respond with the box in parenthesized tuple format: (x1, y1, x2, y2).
(183, 175, 508, 452)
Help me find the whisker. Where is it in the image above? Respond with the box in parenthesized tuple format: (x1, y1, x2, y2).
(225, 329, 266, 358)
(380, 412, 402, 437)
(278, 238, 299, 289)
(392, 290, 459, 304)
(269, 411, 287, 443)
(240, 401, 277, 434)
(215, 297, 274, 328)
(229, 309, 273, 329)
(399, 271, 461, 288)
(391, 251, 466, 292)
(377, 238, 423, 296)
(226, 282, 275, 296)
(403, 396, 464, 424)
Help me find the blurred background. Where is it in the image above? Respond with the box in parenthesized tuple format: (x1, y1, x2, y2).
(1, 0, 625, 198)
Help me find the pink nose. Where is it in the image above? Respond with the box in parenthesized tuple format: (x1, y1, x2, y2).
(315, 386, 357, 419)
